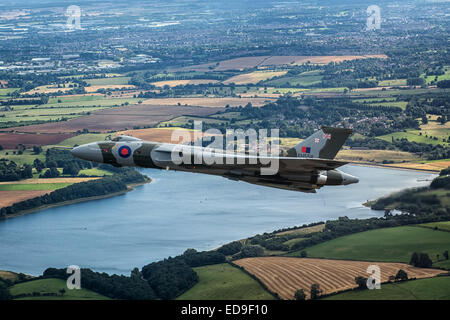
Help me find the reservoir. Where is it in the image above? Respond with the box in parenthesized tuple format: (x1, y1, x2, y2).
(0, 165, 436, 275)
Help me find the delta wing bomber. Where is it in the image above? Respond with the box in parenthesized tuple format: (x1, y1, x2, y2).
(71, 127, 359, 193)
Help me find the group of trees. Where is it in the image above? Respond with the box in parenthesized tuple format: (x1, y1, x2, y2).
(36, 148, 97, 177)
(372, 168, 450, 215)
(43, 268, 157, 300)
(0, 280, 12, 300)
(347, 137, 450, 161)
(210, 95, 423, 140)
(294, 283, 322, 300)
(30, 247, 228, 300)
(0, 160, 33, 181)
(255, 210, 450, 254)
(0, 169, 147, 217)
(409, 252, 433, 268)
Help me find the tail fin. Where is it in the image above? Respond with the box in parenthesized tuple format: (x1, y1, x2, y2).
(287, 126, 352, 159)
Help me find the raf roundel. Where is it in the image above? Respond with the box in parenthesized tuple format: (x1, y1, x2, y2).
(118, 145, 132, 158)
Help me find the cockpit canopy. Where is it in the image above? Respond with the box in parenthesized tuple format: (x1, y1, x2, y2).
(109, 135, 142, 142)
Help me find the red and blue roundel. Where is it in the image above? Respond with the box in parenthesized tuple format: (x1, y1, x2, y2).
(118, 146, 132, 158)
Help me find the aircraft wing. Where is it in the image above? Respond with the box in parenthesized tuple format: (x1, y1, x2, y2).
(151, 146, 351, 193)
(151, 145, 348, 173)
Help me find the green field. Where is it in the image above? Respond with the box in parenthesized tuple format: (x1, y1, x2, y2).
(56, 133, 110, 147)
(283, 238, 306, 249)
(85, 77, 131, 85)
(419, 221, 450, 232)
(0, 183, 72, 191)
(10, 278, 108, 300)
(0, 88, 19, 96)
(378, 130, 449, 146)
(0, 97, 142, 127)
(424, 67, 450, 84)
(0, 149, 46, 166)
(176, 263, 275, 300)
(0, 106, 107, 123)
(266, 74, 323, 87)
(44, 98, 140, 108)
(291, 226, 450, 264)
(324, 276, 450, 300)
(368, 101, 408, 109)
(353, 97, 397, 103)
(48, 95, 105, 104)
(350, 88, 449, 97)
(378, 79, 407, 86)
(78, 168, 112, 176)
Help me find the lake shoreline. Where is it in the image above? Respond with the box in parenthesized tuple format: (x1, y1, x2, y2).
(0, 180, 151, 221)
(347, 161, 441, 174)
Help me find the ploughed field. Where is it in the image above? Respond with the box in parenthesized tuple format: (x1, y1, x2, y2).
(0, 133, 75, 148)
(0, 190, 51, 208)
(234, 257, 444, 300)
(175, 55, 388, 72)
(7, 104, 222, 133)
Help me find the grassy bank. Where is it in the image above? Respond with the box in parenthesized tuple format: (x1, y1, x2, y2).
(291, 226, 450, 264)
(176, 263, 275, 300)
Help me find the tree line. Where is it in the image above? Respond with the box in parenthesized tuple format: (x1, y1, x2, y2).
(0, 169, 148, 217)
(0, 160, 33, 181)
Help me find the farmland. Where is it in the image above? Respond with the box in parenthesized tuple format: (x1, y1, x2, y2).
(177, 263, 275, 300)
(0, 183, 73, 191)
(0, 190, 50, 208)
(336, 149, 420, 163)
(151, 79, 219, 87)
(291, 226, 450, 264)
(233, 257, 444, 300)
(0, 177, 99, 209)
(0, 133, 74, 149)
(55, 133, 110, 147)
(324, 276, 450, 300)
(10, 278, 108, 300)
(223, 71, 288, 85)
(84, 77, 131, 86)
(419, 221, 450, 232)
(178, 55, 388, 72)
(7, 104, 222, 133)
(141, 97, 273, 108)
(116, 127, 215, 144)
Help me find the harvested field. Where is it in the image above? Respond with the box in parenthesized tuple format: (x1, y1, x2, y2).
(223, 71, 288, 85)
(23, 85, 73, 95)
(176, 55, 388, 72)
(151, 79, 219, 87)
(336, 149, 420, 163)
(0, 190, 50, 208)
(6, 104, 222, 133)
(384, 161, 450, 172)
(234, 257, 444, 300)
(0, 270, 21, 281)
(141, 97, 273, 108)
(275, 223, 325, 236)
(117, 127, 219, 144)
(0, 132, 75, 148)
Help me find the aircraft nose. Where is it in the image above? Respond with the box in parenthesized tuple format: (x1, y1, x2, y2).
(342, 172, 359, 185)
(71, 144, 104, 163)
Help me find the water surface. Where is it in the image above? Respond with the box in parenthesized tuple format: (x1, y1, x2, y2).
(0, 165, 435, 275)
